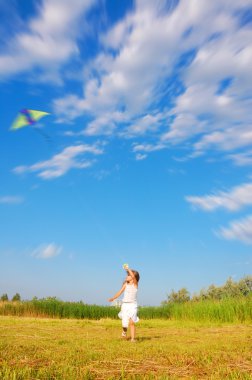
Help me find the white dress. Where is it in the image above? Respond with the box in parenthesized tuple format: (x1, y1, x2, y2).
(118, 283, 139, 328)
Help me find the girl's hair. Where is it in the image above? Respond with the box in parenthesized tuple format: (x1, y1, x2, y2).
(132, 270, 140, 283)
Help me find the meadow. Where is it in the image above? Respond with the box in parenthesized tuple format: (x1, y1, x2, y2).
(0, 298, 252, 379)
(0, 316, 251, 379)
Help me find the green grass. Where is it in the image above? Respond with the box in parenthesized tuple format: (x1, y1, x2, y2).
(0, 316, 251, 379)
(0, 296, 251, 323)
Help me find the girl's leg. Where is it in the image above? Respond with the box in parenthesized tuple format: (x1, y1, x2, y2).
(129, 318, 136, 341)
(122, 326, 127, 338)
(121, 313, 128, 338)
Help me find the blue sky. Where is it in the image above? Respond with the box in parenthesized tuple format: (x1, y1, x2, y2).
(1, 0, 252, 306)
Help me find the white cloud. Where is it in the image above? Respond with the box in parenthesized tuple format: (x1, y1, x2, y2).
(123, 113, 164, 138)
(194, 126, 252, 154)
(13, 144, 103, 180)
(132, 142, 165, 153)
(52, 0, 252, 161)
(32, 243, 62, 259)
(55, 0, 214, 128)
(2, 0, 250, 162)
(228, 150, 252, 166)
(135, 153, 147, 161)
(162, 112, 208, 143)
(163, 16, 252, 152)
(0, 196, 24, 204)
(186, 183, 252, 211)
(0, 0, 96, 81)
(218, 215, 252, 244)
(131, 140, 166, 160)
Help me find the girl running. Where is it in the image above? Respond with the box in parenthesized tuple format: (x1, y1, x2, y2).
(108, 265, 140, 342)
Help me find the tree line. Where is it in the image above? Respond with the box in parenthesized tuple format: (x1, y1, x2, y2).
(1, 275, 251, 305)
(162, 275, 252, 304)
(0, 293, 21, 302)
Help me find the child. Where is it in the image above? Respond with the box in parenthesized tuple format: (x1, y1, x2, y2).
(108, 265, 140, 342)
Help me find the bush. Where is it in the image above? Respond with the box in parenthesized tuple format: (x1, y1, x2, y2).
(12, 293, 21, 302)
(1, 293, 9, 302)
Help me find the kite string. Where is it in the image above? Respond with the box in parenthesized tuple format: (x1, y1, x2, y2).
(32, 126, 52, 144)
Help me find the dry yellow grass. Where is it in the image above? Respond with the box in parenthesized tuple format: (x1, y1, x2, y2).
(0, 316, 251, 379)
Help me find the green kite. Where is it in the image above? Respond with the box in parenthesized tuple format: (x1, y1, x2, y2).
(11, 109, 50, 130)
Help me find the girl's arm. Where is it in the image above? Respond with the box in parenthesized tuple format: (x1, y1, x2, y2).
(108, 283, 126, 302)
(126, 267, 138, 286)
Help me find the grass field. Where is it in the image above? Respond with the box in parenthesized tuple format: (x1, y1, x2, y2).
(0, 297, 251, 322)
(0, 316, 251, 379)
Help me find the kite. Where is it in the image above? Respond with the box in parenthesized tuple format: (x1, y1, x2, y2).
(10, 109, 50, 130)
